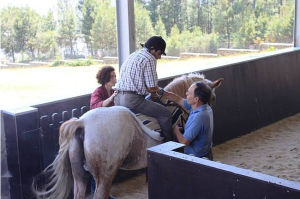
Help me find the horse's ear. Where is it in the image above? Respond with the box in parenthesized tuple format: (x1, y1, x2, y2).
(210, 78, 224, 89)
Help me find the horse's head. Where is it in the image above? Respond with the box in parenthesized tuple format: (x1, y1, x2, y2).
(201, 78, 223, 106)
(165, 73, 223, 106)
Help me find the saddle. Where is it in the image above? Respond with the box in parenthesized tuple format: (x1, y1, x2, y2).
(135, 99, 187, 140)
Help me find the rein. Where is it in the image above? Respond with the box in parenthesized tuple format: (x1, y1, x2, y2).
(156, 96, 190, 128)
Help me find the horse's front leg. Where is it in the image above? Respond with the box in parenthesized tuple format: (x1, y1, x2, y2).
(69, 129, 91, 199)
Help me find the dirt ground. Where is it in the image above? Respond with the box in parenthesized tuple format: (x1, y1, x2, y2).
(214, 113, 300, 182)
(85, 173, 148, 199)
(87, 113, 300, 199)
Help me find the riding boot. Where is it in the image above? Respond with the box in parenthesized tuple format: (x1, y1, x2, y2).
(108, 194, 118, 199)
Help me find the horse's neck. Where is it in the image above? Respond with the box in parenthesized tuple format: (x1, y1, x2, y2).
(164, 74, 205, 99)
(164, 85, 186, 100)
(165, 78, 192, 99)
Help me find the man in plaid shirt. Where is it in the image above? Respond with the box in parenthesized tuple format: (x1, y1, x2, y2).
(115, 36, 173, 141)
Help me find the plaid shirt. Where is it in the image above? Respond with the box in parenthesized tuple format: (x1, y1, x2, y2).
(116, 48, 158, 95)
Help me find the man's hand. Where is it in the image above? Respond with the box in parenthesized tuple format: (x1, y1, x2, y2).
(173, 124, 180, 134)
(150, 92, 159, 100)
(173, 124, 191, 145)
(148, 86, 161, 93)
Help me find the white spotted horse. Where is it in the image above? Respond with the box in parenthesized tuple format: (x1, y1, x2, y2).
(33, 73, 223, 199)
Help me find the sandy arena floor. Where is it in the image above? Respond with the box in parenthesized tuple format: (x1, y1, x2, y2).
(85, 173, 148, 199)
(214, 113, 300, 182)
(87, 113, 300, 198)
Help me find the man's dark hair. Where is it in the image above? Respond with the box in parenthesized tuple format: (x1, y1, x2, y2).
(141, 36, 166, 55)
(96, 66, 115, 85)
(194, 82, 212, 104)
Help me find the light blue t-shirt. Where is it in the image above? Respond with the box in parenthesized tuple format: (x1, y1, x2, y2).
(183, 99, 213, 157)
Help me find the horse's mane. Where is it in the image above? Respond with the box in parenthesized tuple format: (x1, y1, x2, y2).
(165, 73, 205, 98)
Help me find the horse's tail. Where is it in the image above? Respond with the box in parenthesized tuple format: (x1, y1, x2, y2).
(33, 118, 84, 199)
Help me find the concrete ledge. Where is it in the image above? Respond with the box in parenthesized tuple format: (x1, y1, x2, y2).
(0, 59, 9, 65)
(259, 43, 293, 50)
(103, 56, 118, 64)
(69, 59, 104, 64)
(6, 63, 30, 68)
(180, 52, 218, 59)
(93, 59, 104, 64)
(2, 62, 51, 68)
(29, 61, 51, 67)
(59, 60, 68, 65)
(161, 56, 180, 60)
(217, 48, 259, 56)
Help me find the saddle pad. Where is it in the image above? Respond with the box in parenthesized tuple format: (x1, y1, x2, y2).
(117, 104, 184, 141)
(135, 104, 184, 136)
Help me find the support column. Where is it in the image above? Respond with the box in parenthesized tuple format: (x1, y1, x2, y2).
(294, 0, 300, 47)
(116, 0, 136, 68)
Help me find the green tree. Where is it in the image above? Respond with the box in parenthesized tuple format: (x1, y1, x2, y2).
(80, 0, 98, 55)
(167, 25, 181, 56)
(13, 6, 40, 60)
(76, 0, 84, 29)
(265, 2, 294, 43)
(159, 0, 185, 35)
(212, 0, 249, 48)
(135, 2, 154, 48)
(178, 28, 194, 53)
(178, 0, 188, 32)
(235, 14, 257, 48)
(25, 8, 41, 59)
(198, 0, 216, 34)
(57, 0, 77, 56)
(256, 0, 280, 16)
(145, 0, 160, 27)
(188, 26, 203, 52)
(0, 6, 20, 62)
(35, 31, 58, 60)
(34, 10, 58, 59)
(41, 10, 56, 31)
(91, 0, 117, 57)
(186, 0, 198, 31)
(206, 32, 218, 53)
(154, 17, 167, 39)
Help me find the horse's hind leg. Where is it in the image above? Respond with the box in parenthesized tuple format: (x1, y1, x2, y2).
(69, 128, 91, 199)
(90, 159, 120, 199)
(93, 172, 117, 199)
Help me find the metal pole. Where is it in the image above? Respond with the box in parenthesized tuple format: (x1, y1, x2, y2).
(116, 0, 136, 69)
(294, 0, 300, 47)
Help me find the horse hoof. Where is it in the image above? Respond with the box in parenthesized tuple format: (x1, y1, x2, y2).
(108, 194, 118, 199)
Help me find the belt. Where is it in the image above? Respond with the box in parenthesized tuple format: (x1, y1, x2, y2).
(119, 90, 146, 98)
(119, 91, 138, 95)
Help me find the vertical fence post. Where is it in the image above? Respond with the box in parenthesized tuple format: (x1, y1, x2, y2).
(2, 107, 41, 199)
(1, 110, 11, 199)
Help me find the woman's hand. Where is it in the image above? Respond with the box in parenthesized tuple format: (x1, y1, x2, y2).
(110, 90, 118, 101)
